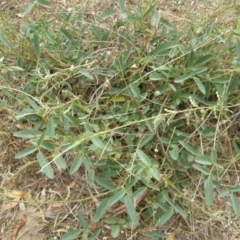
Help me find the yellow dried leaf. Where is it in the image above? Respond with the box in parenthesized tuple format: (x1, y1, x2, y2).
(7, 190, 29, 200)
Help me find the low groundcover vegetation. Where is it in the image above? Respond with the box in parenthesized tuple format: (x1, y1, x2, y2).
(1, 0, 240, 239)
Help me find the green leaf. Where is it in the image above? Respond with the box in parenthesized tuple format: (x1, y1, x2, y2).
(218, 189, 230, 198)
(139, 134, 155, 148)
(26, 96, 40, 112)
(174, 74, 191, 83)
(158, 209, 174, 226)
(230, 194, 240, 215)
(194, 54, 213, 65)
(95, 177, 115, 190)
(0, 33, 13, 48)
(212, 76, 230, 84)
(150, 7, 161, 27)
(136, 149, 152, 166)
(111, 225, 120, 238)
(109, 189, 125, 207)
(211, 149, 217, 163)
(78, 70, 94, 80)
(148, 167, 161, 181)
(69, 156, 85, 175)
(173, 205, 187, 218)
(132, 187, 147, 199)
(149, 41, 178, 56)
(37, 152, 54, 179)
(36, 0, 51, 8)
(15, 145, 38, 159)
(193, 164, 210, 175)
(169, 144, 179, 160)
(37, 130, 47, 146)
(179, 141, 198, 155)
(55, 155, 67, 170)
(91, 137, 112, 151)
(89, 229, 101, 240)
(101, 9, 116, 19)
(160, 18, 175, 30)
(93, 198, 110, 222)
(195, 154, 212, 165)
(205, 178, 213, 206)
(33, 34, 41, 57)
(149, 72, 166, 81)
(47, 118, 55, 138)
(129, 83, 140, 99)
(227, 76, 238, 93)
(77, 214, 88, 229)
(193, 77, 206, 94)
(60, 29, 73, 42)
(22, 2, 36, 16)
(230, 186, 240, 193)
(124, 195, 139, 226)
(60, 229, 81, 240)
(117, 0, 126, 13)
(14, 130, 42, 139)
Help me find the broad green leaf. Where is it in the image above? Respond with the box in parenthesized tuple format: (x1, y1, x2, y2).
(77, 214, 88, 229)
(149, 72, 166, 81)
(205, 178, 213, 206)
(55, 155, 67, 170)
(195, 154, 212, 165)
(149, 41, 178, 56)
(117, 0, 126, 13)
(218, 189, 230, 198)
(212, 76, 230, 84)
(132, 187, 147, 199)
(26, 96, 40, 112)
(37, 0, 51, 8)
(149, 167, 161, 181)
(173, 205, 187, 218)
(14, 130, 42, 139)
(0, 34, 13, 48)
(195, 54, 213, 65)
(124, 195, 139, 226)
(230, 194, 240, 215)
(193, 164, 210, 175)
(136, 149, 152, 166)
(95, 177, 115, 190)
(101, 9, 117, 19)
(191, 67, 208, 75)
(37, 130, 47, 146)
(93, 198, 110, 222)
(227, 76, 238, 93)
(33, 34, 41, 57)
(78, 70, 94, 80)
(15, 145, 38, 159)
(60, 29, 73, 42)
(150, 7, 161, 27)
(233, 30, 240, 36)
(91, 137, 112, 151)
(89, 229, 101, 240)
(193, 77, 206, 94)
(69, 156, 85, 175)
(174, 74, 191, 83)
(37, 152, 54, 179)
(230, 186, 240, 193)
(160, 18, 175, 30)
(111, 225, 120, 238)
(22, 2, 35, 16)
(47, 118, 55, 138)
(109, 189, 125, 207)
(139, 134, 154, 148)
(60, 229, 81, 240)
(169, 144, 179, 160)
(129, 83, 140, 99)
(145, 231, 168, 238)
(7, 66, 24, 71)
(211, 149, 217, 163)
(158, 209, 174, 226)
(40, 141, 57, 151)
(179, 141, 197, 155)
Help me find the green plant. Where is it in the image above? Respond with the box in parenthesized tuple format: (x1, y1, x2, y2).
(1, 0, 240, 239)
